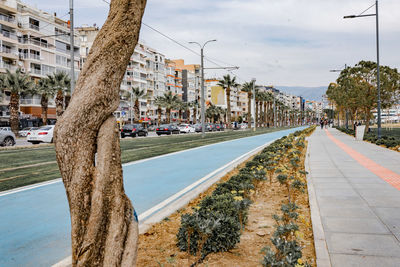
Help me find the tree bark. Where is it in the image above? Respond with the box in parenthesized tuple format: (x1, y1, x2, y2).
(193, 106, 197, 124)
(247, 91, 251, 125)
(134, 99, 140, 122)
(226, 87, 231, 129)
(55, 89, 64, 118)
(41, 94, 48, 125)
(65, 94, 71, 110)
(157, 107, 161, 126)
(54, 1, 147, 266)
(166, 108, 171, 124)
(254, 100, 258, 128)
(9, 92, 20, 135)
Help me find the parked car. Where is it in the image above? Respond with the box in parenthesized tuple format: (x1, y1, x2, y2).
(178, 124, 195, 133)
(240, 123, 248, 129)
(148, 125, 156, 131)
(19, 127, 39, 137)
(0, 127, 11, 132)
(0, 129, 16, 146)
(214, 124, 225, 131)
(121, 124, 148, 138)
(27, 125, 55, 144)
(206, 123, 215, 132)
(194, 124, 203, 133)
(156, 124, 180, 135)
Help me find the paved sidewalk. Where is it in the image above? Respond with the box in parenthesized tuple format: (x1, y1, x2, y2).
(307, 127, 400, 267)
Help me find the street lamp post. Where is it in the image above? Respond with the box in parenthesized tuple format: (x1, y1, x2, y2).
(189, 40, 217, 138)
(344, 0, 381, 138)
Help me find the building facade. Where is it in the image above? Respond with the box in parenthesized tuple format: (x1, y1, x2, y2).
(0, 0, 80, 126)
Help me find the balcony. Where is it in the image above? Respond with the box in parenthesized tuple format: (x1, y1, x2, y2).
(0, 13, 15, 24)
(29, 23, 40, 31)
(1, 30, 18, 41)
(0, 46, 18, 59)
(31, 68, 42, 75)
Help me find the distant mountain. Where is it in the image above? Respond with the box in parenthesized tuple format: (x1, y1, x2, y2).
(275, 86, 327, 101)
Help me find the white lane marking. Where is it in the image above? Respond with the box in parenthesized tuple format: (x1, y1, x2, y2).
(0, 179, 62, 197)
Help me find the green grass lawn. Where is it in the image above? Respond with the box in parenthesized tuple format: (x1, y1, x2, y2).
(0, 127, 291, 192)
(370, 128, 400, 139)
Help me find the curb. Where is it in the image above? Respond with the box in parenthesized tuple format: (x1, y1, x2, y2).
(305, 136, 332, 267)
(52, 138, 277, 267)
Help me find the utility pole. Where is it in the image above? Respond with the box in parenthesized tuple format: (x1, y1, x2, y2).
(375, 0, 381, 138)
(344, 0, 381, 138)
(69, 0, 75, 94)
(251, 78, 256, 131)
(189, 40, 217, 138)
(200, 47, 205, 138)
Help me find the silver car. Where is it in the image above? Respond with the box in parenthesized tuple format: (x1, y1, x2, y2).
(0, 129, 16, 146)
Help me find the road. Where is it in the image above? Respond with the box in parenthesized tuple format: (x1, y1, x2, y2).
(13, 130, 230, 147)
(0, 127, 302, 266)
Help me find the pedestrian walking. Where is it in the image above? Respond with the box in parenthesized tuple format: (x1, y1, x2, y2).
(320, 119, 324, 129)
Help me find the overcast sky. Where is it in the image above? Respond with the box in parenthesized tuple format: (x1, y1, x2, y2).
(27, 0, 400, 88)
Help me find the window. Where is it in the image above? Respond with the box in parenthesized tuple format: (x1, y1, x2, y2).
(56, 55, 68, 66)
(29, 18, 39, 31)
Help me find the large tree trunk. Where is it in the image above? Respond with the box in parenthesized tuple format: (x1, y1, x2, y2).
(65, 94, 71, 110)
(193, 106, 197, 124)
(254, 100, 258, 128)
(41, 94, 48, 125)
(247, 91, 251, 125)
(157, 107, 161, 126)
(166, 108, 171, 124)
(263, 102, 267, 127)
(134, 99, 140, 122)
(226, 87, 231, 129)
(55, 89, 64, 118)
(9, 92, 20, 135)
(54, 1, 147, 266)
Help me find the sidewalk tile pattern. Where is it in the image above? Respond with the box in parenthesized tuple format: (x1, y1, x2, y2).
(307, 128, 400, 267)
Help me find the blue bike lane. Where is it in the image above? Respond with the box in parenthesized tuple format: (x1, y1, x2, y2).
(0, 128, 303, 266)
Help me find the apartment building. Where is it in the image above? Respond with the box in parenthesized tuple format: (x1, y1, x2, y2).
(0, 0, 79, 126)
(205, 79, 244, 119)
(76, 25, 98, 68)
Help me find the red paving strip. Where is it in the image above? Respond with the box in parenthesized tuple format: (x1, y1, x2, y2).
(325, 129, 400, 191)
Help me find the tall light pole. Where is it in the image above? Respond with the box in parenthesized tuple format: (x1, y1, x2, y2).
(189, 40, 217, 138)
(69, 0, 75, 95)
(251, 78, 256, 131)
(330, 64, 348, 129)
(344, 0, 381, 138)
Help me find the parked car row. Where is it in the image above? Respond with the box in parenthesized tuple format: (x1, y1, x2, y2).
(0, 127, 15, 147)
(121, 124, 148, 138)
(194, 123, 225, 132)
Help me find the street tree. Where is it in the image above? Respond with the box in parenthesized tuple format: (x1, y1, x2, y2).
(218, 74, 239, 129)
(159, 91, 179, 124)
(241, 81, 254, 125)
(54, 1, 147, 266)
(48, 72, 71, 118)
(33, 77, 56, 125)
(0, 69, 33, 135)
(130, 87, 145, 122)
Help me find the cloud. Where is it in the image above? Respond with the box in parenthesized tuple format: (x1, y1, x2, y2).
(25, 0, 400, 90)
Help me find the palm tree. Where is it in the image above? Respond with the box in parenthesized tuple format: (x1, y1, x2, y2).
(190, 100, 199, 124)
(241, 81, 255, 125)
(130, 87, 145, 122)
(48, 72, 71, 118)
(218, 74, 239, 129)
(263, 92, 273, 127)
(158, 91, 179, 124)
(206, 103, 223, 123)
(176, 100, 188, 123)
(0, 69, 33, 135)
(154, 96, 164, 126)
(33, 77, 56, 125)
